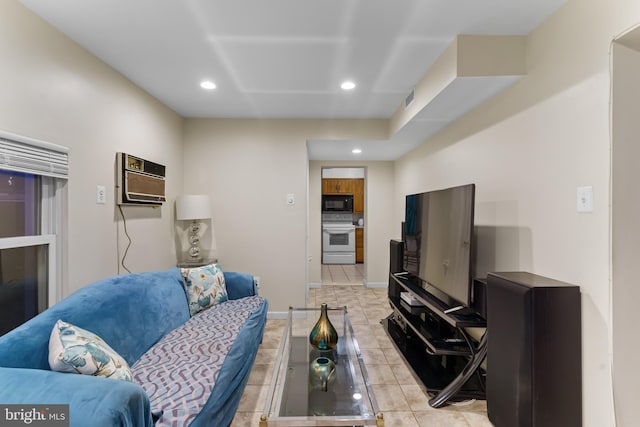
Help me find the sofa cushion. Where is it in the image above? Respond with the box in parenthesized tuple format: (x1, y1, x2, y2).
(132, 295, 265, 426)
(180, 263, 228, 316)
(49, 320, 133, 381)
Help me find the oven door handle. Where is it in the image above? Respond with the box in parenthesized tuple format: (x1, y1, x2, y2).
(324, 228, 354, 234)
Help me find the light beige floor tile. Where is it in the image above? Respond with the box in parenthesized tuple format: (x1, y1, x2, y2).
(355, 330, 380, 347)
(364, 307, 391, 319)
(236, 384, 268, 412)
(401, 384, 432, 411)
(371, 323, 390, 339)
(351, 323, 374, 335)
(383, 347, 406, 365)
(246, 363, 274, 385)
(376, 334, 395, 349)
(360, 348, 388, 364)
(390, 364, 419, 386)
(347, 313, 369, 325)
(230, 411, 264, 426)
(413, 409, 472, 427)
(371, 384, 411, 411)
(460, 410, 493, 427)
(260, 330, 285, 349)
(451, 398, 487, 414)
(366, 363, 398, 385)
(254, 347, 278, 365)
(376, 411, 419, 427)
(344, 306, 365, 317)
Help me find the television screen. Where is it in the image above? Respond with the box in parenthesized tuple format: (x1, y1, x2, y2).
(403, 184, 475, 308)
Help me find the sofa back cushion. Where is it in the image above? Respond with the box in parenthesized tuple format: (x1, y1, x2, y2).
(180, 264, 228, 316)
(0, 268, 189, 370)
(48, 319, 134, 381)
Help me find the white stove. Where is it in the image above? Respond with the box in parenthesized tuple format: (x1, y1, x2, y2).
(322, 213, 355, 264)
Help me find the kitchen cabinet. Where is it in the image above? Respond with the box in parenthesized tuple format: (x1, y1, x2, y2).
(353, 179, 364, 213)
(356, 228, 364, 263)
(322, 178, 354, 195)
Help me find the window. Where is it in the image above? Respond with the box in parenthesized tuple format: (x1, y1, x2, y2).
(0, 131, 67, 335)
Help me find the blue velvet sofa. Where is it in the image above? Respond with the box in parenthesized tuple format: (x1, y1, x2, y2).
(0, 267, 268, 427)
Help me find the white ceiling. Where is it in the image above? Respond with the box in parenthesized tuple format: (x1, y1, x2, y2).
(19, 0, 566, 160)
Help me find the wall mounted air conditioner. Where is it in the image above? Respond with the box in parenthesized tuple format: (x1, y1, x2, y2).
(116, 152, 166, 205)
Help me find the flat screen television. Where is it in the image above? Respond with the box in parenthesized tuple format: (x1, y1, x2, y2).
(402, 183, 475, 310)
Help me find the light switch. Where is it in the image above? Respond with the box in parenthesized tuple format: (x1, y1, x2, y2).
(286, 193, 295, 206)
(576, 186, 593, 213)
(97, 185, 106, 204)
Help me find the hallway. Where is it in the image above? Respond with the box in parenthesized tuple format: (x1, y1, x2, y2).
(321, 263, 365, 286)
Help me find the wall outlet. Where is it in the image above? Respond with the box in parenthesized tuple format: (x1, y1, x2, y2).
(286, 193, 295, 206)
(254, 276, 261, 288)
(96, 185, 106, 204)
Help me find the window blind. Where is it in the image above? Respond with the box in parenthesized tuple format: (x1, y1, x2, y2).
(0, 130, 69, 179)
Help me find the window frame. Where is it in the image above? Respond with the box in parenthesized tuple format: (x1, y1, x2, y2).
(0, 234, 57, 306)
(0, 130, 68, 308)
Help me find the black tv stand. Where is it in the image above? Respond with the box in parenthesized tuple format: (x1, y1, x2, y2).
(383, 260, 488, 407)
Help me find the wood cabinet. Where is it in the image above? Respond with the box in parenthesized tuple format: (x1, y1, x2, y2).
(322, 178, 354, 194)
(353, 179, 364, 213)
(356, 228, 364, 263)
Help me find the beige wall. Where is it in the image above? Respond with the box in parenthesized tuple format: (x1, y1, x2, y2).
(393, 0, 640, 425)
(183, 119, 387, 313)
(308, 161, 395, 287)
(0, 0, 184, 295)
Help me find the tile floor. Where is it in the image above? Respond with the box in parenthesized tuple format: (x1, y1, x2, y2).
(321, 263, 366, 286)
(232, 269, 492, 427)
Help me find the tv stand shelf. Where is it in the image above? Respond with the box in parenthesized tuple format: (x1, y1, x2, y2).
(384, 271, 487, 408)
(391, 274, 486, 328)
(389, 296, 472, 356)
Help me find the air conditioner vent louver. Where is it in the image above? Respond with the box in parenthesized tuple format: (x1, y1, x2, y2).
(116, 152, 166, 206)
(405, 88, 415, 109)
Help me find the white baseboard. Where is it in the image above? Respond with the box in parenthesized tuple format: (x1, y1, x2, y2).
(364, 280, 387, 288)
(308, 282, 322, 289)
(267, 311, 288, 320)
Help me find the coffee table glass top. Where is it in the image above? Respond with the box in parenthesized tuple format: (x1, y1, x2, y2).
(261, 306, 383, 426)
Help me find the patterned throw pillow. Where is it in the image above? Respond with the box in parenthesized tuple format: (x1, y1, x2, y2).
(48, 320, 133, 381)
(180, 263, 228, 316)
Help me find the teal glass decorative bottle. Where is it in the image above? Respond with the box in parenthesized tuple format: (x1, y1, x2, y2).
(309, 356, 336, 392)
(309, 303, 338, 351)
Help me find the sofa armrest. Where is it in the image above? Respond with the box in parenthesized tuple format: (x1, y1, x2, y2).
(223, 272, 258, 300)
(0, 368, 153, 427)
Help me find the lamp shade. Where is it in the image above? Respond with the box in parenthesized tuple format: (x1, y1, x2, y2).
(176, 195, 212, 220)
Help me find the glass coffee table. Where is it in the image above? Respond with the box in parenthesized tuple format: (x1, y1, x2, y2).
(260, 306, 384, 426)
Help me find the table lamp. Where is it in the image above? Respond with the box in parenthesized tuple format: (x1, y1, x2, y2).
(176, 195, 212, 262)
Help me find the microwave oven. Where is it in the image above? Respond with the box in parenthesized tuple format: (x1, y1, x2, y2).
(322, 194, 354, 212)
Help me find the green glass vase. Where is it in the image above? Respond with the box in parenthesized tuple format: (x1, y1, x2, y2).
(309, 303, 338, 351)
(309, 356, 336, 392)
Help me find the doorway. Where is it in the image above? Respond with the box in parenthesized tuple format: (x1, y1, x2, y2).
(611, 35, 640, 427)
(321, 167, 365, 286)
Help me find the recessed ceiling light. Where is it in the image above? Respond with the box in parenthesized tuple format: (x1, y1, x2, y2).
(352, 148, 362, 154)
(200, 80, 216, 90)
(341, 81, 356, 90)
